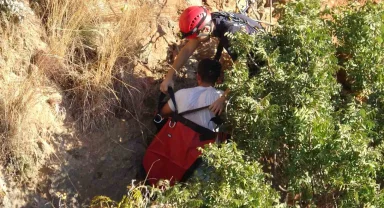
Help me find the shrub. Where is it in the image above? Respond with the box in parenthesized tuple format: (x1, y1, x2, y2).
(331, 1, 384, 200)
(225, 0, 383, 206)
(332, 1, 384, 94)
(332, 1, 384, 146)
(159, 143, 279, 207)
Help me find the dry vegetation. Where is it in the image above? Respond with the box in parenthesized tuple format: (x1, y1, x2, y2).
(0, 13, 59, 182)
(1, 0, 164, 197)
(35, 0, 158, 130)
(0, 72, 55, 179)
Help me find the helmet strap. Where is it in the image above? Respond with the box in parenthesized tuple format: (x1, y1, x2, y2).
(197, 22, 213, 38)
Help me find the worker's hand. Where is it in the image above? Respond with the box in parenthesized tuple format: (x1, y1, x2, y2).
(209, 96, 226, 115)
(160, 77, 174, 94)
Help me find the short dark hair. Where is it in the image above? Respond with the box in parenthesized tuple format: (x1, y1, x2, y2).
(197, 58, 221, 84)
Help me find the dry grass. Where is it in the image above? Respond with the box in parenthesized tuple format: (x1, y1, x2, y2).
(0, 0, 160, 182)
(1, 73, 45, 178)
(35, 0, 158, 130)
(0, 20, 55, 180)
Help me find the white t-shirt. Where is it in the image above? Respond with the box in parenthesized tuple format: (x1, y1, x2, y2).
(168, 86, 223, 131)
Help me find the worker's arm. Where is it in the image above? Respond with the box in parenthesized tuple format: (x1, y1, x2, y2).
(160, 38, 201, 93)
(209, 88, 230, 115)
(209, 56, 239, 115)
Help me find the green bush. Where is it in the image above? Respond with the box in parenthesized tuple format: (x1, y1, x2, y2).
(332, 2, 384, 203)
(158, 143, 279, 207)
(332, 1, 384, 94)
(225, 0, 383, 206)
(333, 1, 384, 147)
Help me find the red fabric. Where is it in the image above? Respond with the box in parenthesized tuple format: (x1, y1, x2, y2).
(143, 118, 214, 186)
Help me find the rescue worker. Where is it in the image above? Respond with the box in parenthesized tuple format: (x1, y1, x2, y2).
(160, 6, 265, 115)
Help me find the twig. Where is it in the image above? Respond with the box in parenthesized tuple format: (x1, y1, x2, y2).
(144, 159, 160, 184)
(273, 152, 277, 189)
(254, 19, 276, 25)
(125, 109, 156, 136)
(107, 1, 118, 18)
(109, 137, 136, 153)
(279, 185, 288, 192)
(51, 28, 104, 37)
(250, 0, 260, 20)
(269, 0, 273, 32)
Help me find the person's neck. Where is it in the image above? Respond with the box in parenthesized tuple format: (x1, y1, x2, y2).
(198, 82, 213, 87)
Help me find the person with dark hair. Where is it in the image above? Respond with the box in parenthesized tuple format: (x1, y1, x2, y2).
(160, 58, 223, 130)
(196, 58, 222, 84)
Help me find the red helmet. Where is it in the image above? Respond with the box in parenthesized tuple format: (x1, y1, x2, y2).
(179, 6, 212, 39)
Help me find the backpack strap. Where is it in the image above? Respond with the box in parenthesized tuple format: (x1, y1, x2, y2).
(157, 92, 167, 112)
(167, 87, 214, 118)
(167, 87, 178, 114)
(157, 87, 178, 114)
(167, 88, 224, 137)
(172, 113, 216, 141)
(181, 105, 224, 126)
(177, 102, 224, 126)
(159, 89, 211, 117)
(179, 105, 210, 116)
(212, 11, 247, 25)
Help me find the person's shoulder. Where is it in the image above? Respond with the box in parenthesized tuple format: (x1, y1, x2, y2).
(207, 87, 223, 95)
(175, 87, 198, 96)
(175, 87, 194, 93)
(208, 86, 221, 91)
